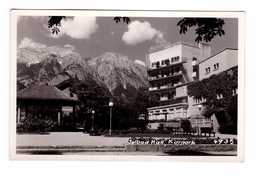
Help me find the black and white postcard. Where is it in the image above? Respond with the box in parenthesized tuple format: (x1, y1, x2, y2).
(9, 10, 245, 161)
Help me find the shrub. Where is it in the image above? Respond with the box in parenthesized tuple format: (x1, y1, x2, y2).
(17, 115, 57, 133)
(181, 120, 192, 133)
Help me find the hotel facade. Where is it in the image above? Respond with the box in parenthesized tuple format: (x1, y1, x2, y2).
(146, 42, 238, 132)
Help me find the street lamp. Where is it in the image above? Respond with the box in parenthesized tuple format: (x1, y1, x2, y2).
(91, 110, 95, 132)
(197, 105, 202, 135)
(108, 101, 114, 136)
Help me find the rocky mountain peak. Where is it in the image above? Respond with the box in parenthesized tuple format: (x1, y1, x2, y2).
(88, 52, 148, 94)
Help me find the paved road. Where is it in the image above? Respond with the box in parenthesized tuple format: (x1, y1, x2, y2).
(16, 132, 237, 156)
(17, 132, 129, 147)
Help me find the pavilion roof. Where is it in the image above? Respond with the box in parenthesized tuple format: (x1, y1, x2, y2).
(17, 84, 78, 103)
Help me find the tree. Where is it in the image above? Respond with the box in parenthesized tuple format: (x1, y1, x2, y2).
(177, 18, 225, 43)
(70, 78, 111, 131)
(113, 16, 131, 24)
(180, 119, 192, 133)
(132, 87, 159, 120)
(188, 67, 238, 134)
(48, 16, 66, 35)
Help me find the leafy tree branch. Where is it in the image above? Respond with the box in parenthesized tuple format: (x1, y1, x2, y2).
(177, 18, 225, 43)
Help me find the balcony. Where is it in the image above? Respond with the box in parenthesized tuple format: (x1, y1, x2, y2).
(148, 71, 183, 83)
(160, 96, 169, 101)
(159, 96, 188, 106)
(149, 82, 186, 93)
(191, 119, 212, 128)
(160, 85, 168, 89)
(159, 96, 187, 102)
(174, 82, 183, 87)
(148, 59, 186, 73)
(149, 87, 158, 91)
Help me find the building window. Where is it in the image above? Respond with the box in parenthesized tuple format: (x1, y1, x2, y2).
(205, 67, 211, 74)
(173, 90, 176, 97)
(161, 59, 170, 66)
(165, 59, 170, 65)
(171, 56, 180, 63)
(216, 93, 223, 100)
(156, 61, 160, 68)
(161, 60, 164, 65)
(213, 63, 219, 71)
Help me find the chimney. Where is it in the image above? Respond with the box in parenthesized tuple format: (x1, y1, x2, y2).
(199, 43, 211, 59)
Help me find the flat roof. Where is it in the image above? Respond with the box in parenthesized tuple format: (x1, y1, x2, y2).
(198, 48, 238, 65)
(148, 41, 199, 53)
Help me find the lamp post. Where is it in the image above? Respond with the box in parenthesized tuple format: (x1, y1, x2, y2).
(108, 101, 114, 136)
(197, 104, 202, 135)
(91, 110, 95, 132)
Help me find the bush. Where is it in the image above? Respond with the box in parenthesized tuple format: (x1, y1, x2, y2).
(181, 120, 192, 133)
(101, 128, 173, 137)
(17, 115, 57, 133)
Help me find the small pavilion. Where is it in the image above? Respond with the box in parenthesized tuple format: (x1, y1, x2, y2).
(17, 84, 78, 128)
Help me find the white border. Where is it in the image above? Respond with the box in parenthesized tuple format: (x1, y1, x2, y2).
(9, 10, 245, 161)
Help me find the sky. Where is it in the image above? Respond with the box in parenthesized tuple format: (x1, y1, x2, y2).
(17, 16, 238, 64)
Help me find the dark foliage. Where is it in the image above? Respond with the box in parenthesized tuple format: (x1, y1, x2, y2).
(103, 128, 172, 137)
(181, 119, 192, 133)
(17, 81, 26, 91)
(70, 79, 111, 130)
(48, 16, 66, 28)
(177, 18, 225, 43)
(188, 67, 238, 134)
(113, 16, 131, 24)
(131, 87, 159, 119)
(48, 16, 66, 35)
(17, 111, 57, 133)
(99, 87, 158, 131)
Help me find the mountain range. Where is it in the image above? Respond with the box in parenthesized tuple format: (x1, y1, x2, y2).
(17, 44, 149, 105)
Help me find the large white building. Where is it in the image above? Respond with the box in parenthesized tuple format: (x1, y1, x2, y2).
(146, 42, 211, 130)
(146, 42, 238, 132)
